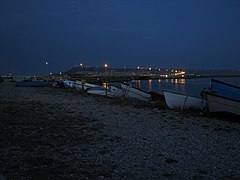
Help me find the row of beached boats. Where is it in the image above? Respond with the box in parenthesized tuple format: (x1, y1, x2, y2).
(62, 80, 151, 100)
(15, 78, 240, 117)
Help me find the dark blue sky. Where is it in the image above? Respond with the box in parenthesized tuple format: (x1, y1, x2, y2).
(1, 0, 240, 75)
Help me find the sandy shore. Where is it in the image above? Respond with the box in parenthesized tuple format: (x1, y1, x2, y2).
(0, 84, 240, 179)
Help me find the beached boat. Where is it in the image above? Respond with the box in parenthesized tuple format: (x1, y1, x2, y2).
(109, 85, 125, 97)
(121, 82, 151, 101)
(162, 89, 204, 110)
(85, 85, 125, 98)
(48, 79, 65, 88)
(202, 92, 240, 116)
(86, 86, 108, 96)
(63, 80, 75, 88)
(16, 80, 47, 87)
(74, 80, 99, 91)
(201, 79, 240, 116)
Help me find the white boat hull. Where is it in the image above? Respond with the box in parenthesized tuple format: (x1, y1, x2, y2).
(163, 90, 204, 110)
(205, 93, 240, 115)
(74, 81, 99, 91)
(86, 88, 107, 96)
(121, 83, 151, 101)
(109, 86, 125, 97)
(63, 80, 75, 88)
(86, 85, 125, 97)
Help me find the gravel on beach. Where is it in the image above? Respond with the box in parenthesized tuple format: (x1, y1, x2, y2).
(0, 84, 240, 179)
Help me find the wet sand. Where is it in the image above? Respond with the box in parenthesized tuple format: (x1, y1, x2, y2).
(0, 84, 240, 179)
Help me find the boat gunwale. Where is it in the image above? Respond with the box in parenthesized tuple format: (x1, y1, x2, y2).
(204, 91, 240, 103)
(162, 89, 202, 99)
(210, 79, 240, 90)
(121, 82, 150, 94)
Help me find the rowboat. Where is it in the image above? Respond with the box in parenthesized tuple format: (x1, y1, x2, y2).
(121, 82, 151, 101)
(85, 85, 125, 98)
(16, 80, 47, 87)
(162, 89, 204, 110)
(86, 86, 108, 96)
(201, 79, 240, 116)
(109, 85, 125, 97)
(74, 80, 99, 91)
(63, 80, 75, 88)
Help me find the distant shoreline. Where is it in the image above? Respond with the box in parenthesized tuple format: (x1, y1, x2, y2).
(1, 73, 240, 84)
(66, 74, 240, 83)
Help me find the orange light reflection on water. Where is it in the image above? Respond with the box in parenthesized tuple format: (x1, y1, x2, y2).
(148, 79, 152, 91)
(134, 78, 187, 93)
(174, 79, 186, 92)
(102, 82, 107, 89)
(135, 80, 141, 89)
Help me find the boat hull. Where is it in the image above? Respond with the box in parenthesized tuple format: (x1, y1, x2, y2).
(109, 85, 125, 97)
(201, 79, 240, 116)
(205, 92, 240, 116)
(163, 90, 204, 110)
(121, 83, 151, 101)
(75, 81, 99, 91)
(63, 80, 75, 88)
(86, 87, 107, 96)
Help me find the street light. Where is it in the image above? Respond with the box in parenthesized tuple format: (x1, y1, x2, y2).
(45, 61, 49, 76)
(103, 64, 108, 95)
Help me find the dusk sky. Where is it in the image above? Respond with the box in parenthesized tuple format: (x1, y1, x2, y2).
(1, 0, 240, 75)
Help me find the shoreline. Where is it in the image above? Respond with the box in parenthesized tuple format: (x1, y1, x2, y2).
(0, 84, 240, 179)
(1, 73, 240, 84)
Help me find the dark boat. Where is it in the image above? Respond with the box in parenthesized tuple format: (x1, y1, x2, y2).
(16, 80, 47, 87)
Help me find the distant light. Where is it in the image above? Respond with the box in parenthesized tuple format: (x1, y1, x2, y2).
(137, 67, 140, 69)
(171, 70, 174, 72)
(45, 61, 48, 65)
(175, 70, 178, 73)
(102, 82, 107, 88)
(182, 75, 185, 77)
(59, 72, 62, 75)
(80, 63, 83, 67)
(166, 69, 168, 71)
(165, 75, 168, 78)
(148, 67, 152, 71)
(50, 72, 52, 75)
(158, 68, 161, 71)
(104, 64, 108, 68)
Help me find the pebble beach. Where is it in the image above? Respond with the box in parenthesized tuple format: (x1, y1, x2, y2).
(0, 84, 240, 179)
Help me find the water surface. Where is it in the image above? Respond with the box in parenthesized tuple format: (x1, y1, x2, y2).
(130, 77, 240, 97)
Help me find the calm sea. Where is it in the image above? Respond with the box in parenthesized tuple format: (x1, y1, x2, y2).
(129, 77, 240, 97)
